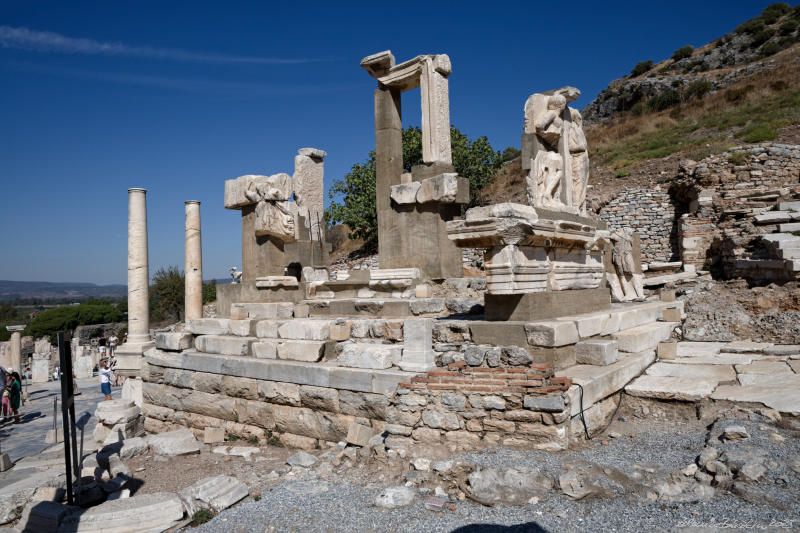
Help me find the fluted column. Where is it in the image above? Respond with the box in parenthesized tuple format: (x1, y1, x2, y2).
(184, 201, 203, 320)
(10, 331, 21, 374)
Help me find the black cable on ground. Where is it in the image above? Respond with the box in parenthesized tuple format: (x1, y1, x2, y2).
(576, 384, 625, 440)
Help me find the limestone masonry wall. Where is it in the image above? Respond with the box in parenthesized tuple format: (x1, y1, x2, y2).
(598, 187, 676, 263)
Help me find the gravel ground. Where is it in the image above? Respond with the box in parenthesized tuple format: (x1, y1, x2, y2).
(186, 411, 800, 533)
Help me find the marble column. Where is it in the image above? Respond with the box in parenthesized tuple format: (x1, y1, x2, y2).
(184, 201, 203, 320)
(9, 331, 21, 373)
(116, 188, 153, 383)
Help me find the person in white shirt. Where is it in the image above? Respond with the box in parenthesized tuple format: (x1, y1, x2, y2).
(108, 334, 118, 356)
(99, 359, 113, 401)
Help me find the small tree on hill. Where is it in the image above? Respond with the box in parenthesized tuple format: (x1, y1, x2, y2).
(671, 46, 694, 62)
(630, 60, 653, 77)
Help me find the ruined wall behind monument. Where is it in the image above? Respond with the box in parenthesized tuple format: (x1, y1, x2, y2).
(598, 187, 676, 263)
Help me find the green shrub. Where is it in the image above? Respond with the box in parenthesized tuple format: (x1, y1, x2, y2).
(739, 124, 779, 142)
(671, 46, 694, 61)
(761, 3, 791, 24)
(615, 169, 631, 178)
(727, 152, 747, 165)
(685, 80, 714, 100)
(735, 18, 766, 34)
(759, 41, 782, 57)
(779, 19, 798, 34)
(630, 102, 645, 116)
(750, 28, 776, 48)
(191, 510, 214, 525)
(648, 89, 681, 111)
(630, 60, 653, 77)
(500, 146, 520, 163)
(202, 280, 216, 304)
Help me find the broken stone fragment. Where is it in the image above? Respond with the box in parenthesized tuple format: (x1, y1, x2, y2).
(390, 182, 421, 205)
(286, 451, 318, 468)
(179, 475, 249, 515)
(374, 486, 416, 509)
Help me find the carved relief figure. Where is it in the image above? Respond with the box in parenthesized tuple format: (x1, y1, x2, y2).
(608, 229, 645, 301)
(568, 108, 589, 216)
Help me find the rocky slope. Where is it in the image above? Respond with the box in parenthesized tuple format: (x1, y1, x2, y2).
(582, 3, 800, 124)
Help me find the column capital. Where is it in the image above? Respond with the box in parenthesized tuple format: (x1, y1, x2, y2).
(128, 188, 147, 193)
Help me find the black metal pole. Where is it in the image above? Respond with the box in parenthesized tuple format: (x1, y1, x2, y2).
(57, 332, 74, 505)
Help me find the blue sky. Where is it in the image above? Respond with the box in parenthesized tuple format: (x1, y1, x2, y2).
(0, 0, 777, 285)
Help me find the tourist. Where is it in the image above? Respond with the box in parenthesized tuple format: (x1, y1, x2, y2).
(8, 371, 21, 424)
(1, 373, 10, 422)
(108, 332, 118, 357)
(53, 365, 60, 382)
(98, 336, 107, 358)
(99, 359, 113, 401)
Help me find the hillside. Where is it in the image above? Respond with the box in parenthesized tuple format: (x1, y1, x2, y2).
(0, 280, 127, 302)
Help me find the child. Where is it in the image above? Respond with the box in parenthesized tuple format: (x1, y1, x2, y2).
(99, 359, 113, 401)
(1, 375, 10, 422)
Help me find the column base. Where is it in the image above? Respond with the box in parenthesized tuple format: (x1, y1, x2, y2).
(114, 341, 154, 377)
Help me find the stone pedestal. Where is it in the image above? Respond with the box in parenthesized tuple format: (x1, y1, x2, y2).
(117, 188, 153, 374)
(31, 354, 50, 383)
(185, 201, 203, 321)
(122, 377, 143, 408)
(74, 355, 94, 379)
(448, 203, 609, 321)
(399, 318, 435, 372)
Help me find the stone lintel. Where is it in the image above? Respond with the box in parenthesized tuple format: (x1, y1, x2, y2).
(485, 288, 611, 322)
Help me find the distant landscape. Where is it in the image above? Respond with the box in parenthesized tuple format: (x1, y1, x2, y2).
(0, 280, 128, 303)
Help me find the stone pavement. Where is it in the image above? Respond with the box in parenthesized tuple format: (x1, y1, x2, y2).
(626, 341, 800, 414)
(0, 376, 114, 464)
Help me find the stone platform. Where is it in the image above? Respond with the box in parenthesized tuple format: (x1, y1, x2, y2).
(142, 296, 684, 450)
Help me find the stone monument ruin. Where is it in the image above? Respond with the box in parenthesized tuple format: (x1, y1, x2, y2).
(137, 54, 681, 456)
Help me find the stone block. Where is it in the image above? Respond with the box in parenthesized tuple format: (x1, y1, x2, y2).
(242, 302, 294, 319)
(416, 173, 467, 204)
(410, 298, 445, 315)
(576, 339, 619, 366)
(415, 284, 432, 298)
(525, 321, 579, 347)
(279, 432, 318, 450)
(560, 313, 608, 339)
(399, 318, 435, 372)
(255, 320, 282, 338)
(660, 289, 676, 302)
(661, 308, 681, 322)
(179, 475, 249, 515)
(186, 318, 230, 335)
(657, 341, 677, 360)
(251, 341, 277, 359)
(646, 362, 736, 381)
(147, 429, 201, 456)
(329, 324, 351, 341)
(337, 343, 401, 369)
(58, 492, 184, 532)
(229, 319, 258, 337)
(276, 340, 328, 362)
(194, 335, 255, 356)
(155, 332, 194, 352)
(229, 305, 249, 320)
(300, 385, 339, 412)
(294, 303, 310, 318)
(523, 395, 565, 412)
(346, 422, 374, 446)
(203, 427, 226, 443)
(612, 322, 672, 353)
(278, 319, 332, 340)
(390, 182, 421, 204)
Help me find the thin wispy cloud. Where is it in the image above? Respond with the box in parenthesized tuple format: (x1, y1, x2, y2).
(0, 25, 313, 65)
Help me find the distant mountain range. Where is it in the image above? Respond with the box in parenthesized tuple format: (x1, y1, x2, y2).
(0, 280, 127, 302)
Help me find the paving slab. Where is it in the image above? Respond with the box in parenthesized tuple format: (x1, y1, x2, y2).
(737, 373, 800, 387)
(711, 385, 800, 415)
(56, 491, 184, 532)
(676, 342, 725, 357)
(734, 361, 793, 375)
(666, 353, 758, 365)
(723, 341, 773, 354)
(626, 375, 719, 401)
(789, 359, 800, 373)
(766, 345, 800, 356)
(645, 362, 736, 381)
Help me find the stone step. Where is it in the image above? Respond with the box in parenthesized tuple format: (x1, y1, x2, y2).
(146, 349, 416, 394)
(194, 335, 256, 356)
(612, 321, 674, 353)
(155, 332, 194, 352)
(557, 349, 655, 417)
(778, 248, 800, 259)
(335, 342, 403, 370)
(778, 222, 800, 233)
(250, 339, 332, 362)
(761, 233, 800, 246)
(277, 319, 333, 340)
(307, 298, 413, 318)
(237, 302, 294, 319)
(777, 200, 800, 212)
(753, 211, 800, 224)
